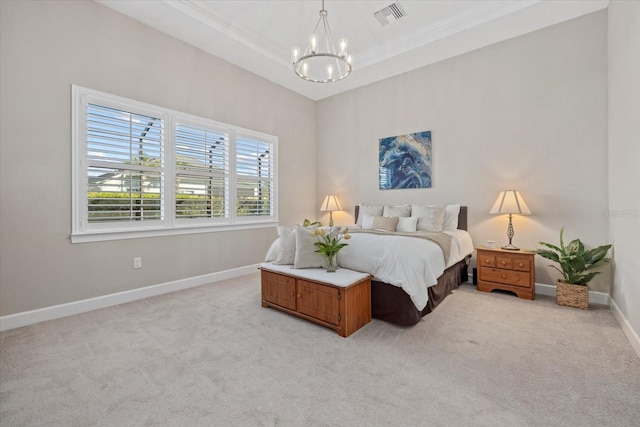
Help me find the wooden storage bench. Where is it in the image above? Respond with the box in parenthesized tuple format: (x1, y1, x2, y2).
(260, 263, 372, 337)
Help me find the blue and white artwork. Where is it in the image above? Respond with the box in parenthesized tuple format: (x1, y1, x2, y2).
(379, 130, 432, 189)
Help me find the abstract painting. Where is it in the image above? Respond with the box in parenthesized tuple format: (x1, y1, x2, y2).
(379, 130, 432, 189)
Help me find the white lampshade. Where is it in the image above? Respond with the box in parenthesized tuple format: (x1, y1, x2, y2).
(320, 195, 342, 212)
(490, 190, 531, 215)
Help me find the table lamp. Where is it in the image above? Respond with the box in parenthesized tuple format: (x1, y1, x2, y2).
(320, 195, 342, 227)
(490, 190, 531, 250)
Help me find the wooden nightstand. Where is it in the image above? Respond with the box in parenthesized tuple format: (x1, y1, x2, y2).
(477, 246, 535, 300)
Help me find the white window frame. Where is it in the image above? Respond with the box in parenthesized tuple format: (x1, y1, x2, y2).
(72, 85, 278, 243)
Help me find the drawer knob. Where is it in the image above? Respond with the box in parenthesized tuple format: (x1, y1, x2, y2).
(501, 261, 506, 265)
(297, 293, 301, 298)
(518, 263, 524, 267)
(501, 274, 506, 279)
(485, 260, 490, 264)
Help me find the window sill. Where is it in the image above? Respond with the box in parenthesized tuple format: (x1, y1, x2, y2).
(71, 221, 278, 244)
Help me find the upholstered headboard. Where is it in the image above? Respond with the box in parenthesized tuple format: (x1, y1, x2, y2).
(354, 205, 468, 231)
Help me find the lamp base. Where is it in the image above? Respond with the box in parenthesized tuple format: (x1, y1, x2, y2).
(501, 244, 520, 251)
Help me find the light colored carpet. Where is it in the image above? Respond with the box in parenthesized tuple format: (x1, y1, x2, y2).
(1, 273, 639, 427)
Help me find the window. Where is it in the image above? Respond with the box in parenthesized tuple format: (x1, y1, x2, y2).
(236, 135, 273, 218)
(174, 122, 229, 221)
(86, 104, 164, 224)
(72, 86, 277, 242)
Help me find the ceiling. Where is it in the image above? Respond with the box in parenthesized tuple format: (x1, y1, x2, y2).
(96, 0, 608, 101)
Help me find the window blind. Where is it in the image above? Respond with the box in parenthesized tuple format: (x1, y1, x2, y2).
(175, 123, 229, 219)
(236, 136, 273, 217)
(86, 104, 164, 222)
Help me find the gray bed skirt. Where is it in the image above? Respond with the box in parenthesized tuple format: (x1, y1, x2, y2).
(370, 255, 471, 326)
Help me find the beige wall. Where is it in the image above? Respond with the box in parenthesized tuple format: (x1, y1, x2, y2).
(0, 1, 316, 316)
(608, 1, 640, 346)
(316, 11, 610, 290)
(2, 1, 632, 327)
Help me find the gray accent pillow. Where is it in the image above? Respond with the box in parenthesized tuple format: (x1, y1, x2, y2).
(357, 203, 384, 226)
(396, 216, 418, 232)
(273, 226, 296, 265)
(412, 204, 446, 232)
(361, 214, 375, 229)
(383, 204, 411, 217)
(293, 225, 327, 269)
(372, 216, 399, 231)
(443, 204, 461, 230)
(265, 239, 280, 262)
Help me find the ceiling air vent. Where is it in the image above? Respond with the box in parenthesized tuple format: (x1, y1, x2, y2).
(374, 2, 407, 26)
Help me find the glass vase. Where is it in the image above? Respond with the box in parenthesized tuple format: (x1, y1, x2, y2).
(326, 254, 337, 272)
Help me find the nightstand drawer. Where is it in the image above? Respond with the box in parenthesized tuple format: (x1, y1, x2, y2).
(480, 268, 532, 289)
(479, 254, 496, 267)
(512, 257, 531, 272)
(496, 256, 513, 269)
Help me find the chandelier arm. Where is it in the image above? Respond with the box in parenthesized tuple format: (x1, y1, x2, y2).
(311, 15, 322, 39)
(322, 16, 337, 55)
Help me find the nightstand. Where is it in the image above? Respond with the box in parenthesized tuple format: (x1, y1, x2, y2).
(476, 246, 535, 300)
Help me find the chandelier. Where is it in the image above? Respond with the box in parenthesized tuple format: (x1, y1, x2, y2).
(291, 0, 352, 83)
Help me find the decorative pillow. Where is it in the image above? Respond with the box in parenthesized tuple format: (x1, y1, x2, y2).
(412, 204, 446, 232)
(264, 239, 280, 262)
(273, 226, 296, 265)
(357, 203, 384, 226)
(443, 204, 461, 230)
(396, 216, 418, 233)
(361, 214, 375, 229)
(383, 204, 411, 218)
(372, 216, 399, 232)
(293, 225, 327, 269)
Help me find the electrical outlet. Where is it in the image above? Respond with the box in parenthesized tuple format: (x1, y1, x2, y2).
(133, 257, 142, 269)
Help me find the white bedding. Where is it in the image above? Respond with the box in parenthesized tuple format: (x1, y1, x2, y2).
(337, 229, 474, 311)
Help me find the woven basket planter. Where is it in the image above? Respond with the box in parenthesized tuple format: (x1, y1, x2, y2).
(556, 280, 588, 310)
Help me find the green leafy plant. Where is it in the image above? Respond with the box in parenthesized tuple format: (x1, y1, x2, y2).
(302, 218, 322, 228)
(311, 227, 351, 272)
(312, 227, 350, 257)
(536, 227, 611, 286)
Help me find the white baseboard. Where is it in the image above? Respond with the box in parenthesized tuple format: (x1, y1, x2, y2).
(0, 264, 260, 332)
(534, 283, 610, 306)
(611, 298, 640, 359)
(468, 272, 610, 306)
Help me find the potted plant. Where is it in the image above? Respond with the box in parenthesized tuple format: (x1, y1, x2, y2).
(536, 228, 611, 310)
(311, 227, 351, 272)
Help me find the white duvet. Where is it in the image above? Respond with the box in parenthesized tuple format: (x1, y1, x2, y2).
(337, 229, 474, 311)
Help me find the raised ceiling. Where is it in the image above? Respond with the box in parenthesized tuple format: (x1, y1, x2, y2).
(97, 0, 608, 101)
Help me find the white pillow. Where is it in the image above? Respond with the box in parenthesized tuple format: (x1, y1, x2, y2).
(443, 204, 461, 230)
(396, 216, 418, 233)
(361, 214, 375, 229)
(273, 226, 296, 265)
(357, 203, 383, 226)
(372, 216, 399, 231)
(412, 204, 445, 232)
(383, 204, 411, 218)
(264, 239, 279, 262)
(293, 225, 327, 269)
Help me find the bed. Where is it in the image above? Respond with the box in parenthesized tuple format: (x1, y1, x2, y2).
(265, 205, 473, 327)
(351, 205, 472, 326)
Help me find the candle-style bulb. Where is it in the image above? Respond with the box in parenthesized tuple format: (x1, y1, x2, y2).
(339, 38, 348, 57)
(310, 34, 317, 54)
